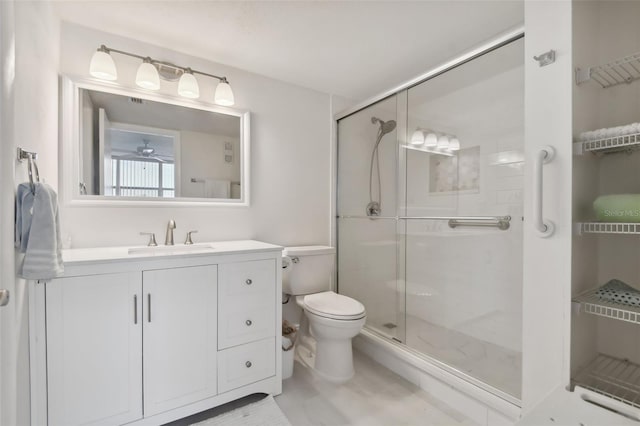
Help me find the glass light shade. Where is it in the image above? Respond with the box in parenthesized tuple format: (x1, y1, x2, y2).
(89, 50, 117, 81)
(214, 81, 235, 106)
(424, 133, 438, 147)
(136, 62, 160, 90)
(410, 130, 424, 145)
(178, 72, 200, 99)
(449, 137, 460, 151)
(437, 135, 450, 149)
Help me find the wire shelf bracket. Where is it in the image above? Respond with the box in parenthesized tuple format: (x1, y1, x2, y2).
(573, 354, 640, 411)
(573, 288, 640, 325)
(579, 222, 640, 235)
(576, 51, 640, 88)
(578, 132, 640, 156)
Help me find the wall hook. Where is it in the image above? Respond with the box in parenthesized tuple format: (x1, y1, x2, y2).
(533, 50, 556, 67)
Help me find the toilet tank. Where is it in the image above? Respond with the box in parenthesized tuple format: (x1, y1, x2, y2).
(282, 246, 336, 295)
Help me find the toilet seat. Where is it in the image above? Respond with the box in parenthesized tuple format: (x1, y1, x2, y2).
(303, 291, 366, 320)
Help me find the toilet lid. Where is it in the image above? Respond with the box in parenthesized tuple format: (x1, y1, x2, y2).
(303, 291, 366, 320)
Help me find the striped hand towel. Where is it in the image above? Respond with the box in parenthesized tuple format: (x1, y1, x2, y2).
(18, 183, 64, 280)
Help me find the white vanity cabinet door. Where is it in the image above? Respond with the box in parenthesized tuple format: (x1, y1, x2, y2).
(142, 265, 218, 417)
(46, 272, 143, 426)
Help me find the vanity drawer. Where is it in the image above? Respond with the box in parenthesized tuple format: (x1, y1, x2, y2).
(218, 259, 275, 303)
(218, 305, 275, 349)
(217, 338, 275, 394)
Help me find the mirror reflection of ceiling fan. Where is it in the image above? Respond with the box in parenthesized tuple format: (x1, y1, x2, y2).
(120, 139, 172, 163)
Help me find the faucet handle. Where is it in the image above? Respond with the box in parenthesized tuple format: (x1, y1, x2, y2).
(140, 232, 158, 247)
(184, 230, 198, 245)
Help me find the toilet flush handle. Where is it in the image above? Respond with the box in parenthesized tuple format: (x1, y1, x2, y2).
(291, 257, 300, 264)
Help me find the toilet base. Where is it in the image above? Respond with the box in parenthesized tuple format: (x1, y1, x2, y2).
(296, 338, 355, 384)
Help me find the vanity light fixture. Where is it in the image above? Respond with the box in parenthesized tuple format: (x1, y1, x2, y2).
(177, 69, 200, 99)
(88, 44, 235, 106)
(424, 132, 438, 147)
(449, 137, 460, 151)
(89, 46, 117, 81)
(213, 78, 235, 106)
(135, 58, 161, 90)
(437, 134, 450, 149)
(408, 127, 460, 155)
(410, 129, 425, 145)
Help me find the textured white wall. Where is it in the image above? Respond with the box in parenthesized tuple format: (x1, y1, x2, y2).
(178, 131, 240, 198)
(4, 2, 61, 425)
(59, 22, 334, 249)
(521, 0, 573, 412)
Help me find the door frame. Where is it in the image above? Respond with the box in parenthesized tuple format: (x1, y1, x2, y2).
(0, 1, 16, 425)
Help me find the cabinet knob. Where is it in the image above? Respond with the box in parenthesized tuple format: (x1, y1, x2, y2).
(245, 361, 252, 368)
(245, 279, 252, 285)
(245, 319, 252, 326)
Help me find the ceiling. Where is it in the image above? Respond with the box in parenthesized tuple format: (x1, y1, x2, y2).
(53, 1, 523, 102)
(88, 89, 241, 137)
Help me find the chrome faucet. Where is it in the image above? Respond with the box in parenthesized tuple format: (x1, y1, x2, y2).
(165, 220, 176, 245)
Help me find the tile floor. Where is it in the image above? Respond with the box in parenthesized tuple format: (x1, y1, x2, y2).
(167, 349, 478, 426)
(368, 314, 521, 400)
(274, 349, 478, 426)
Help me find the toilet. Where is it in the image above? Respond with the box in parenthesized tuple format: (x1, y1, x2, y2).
(282, 246, 366, 383)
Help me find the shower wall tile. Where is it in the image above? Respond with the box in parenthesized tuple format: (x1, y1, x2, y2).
(496, 189, 522, 205)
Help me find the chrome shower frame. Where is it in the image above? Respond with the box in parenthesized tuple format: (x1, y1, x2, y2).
(332, 25, 525, 407)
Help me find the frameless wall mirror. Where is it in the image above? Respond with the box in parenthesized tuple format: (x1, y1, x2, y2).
(61, 76, 250, 205)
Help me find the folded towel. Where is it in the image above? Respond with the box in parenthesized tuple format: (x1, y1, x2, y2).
(204, 179, 230, 198)
(593, 194, 640, 222)
(15, 183, 34, 252)
(17, 183, 64, 280)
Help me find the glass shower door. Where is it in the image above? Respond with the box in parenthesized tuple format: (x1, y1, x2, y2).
(403, 39, 524, 399)
(337, 95, 406, 343)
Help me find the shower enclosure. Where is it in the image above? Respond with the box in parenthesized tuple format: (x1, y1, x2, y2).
(336, 37, 524, 401)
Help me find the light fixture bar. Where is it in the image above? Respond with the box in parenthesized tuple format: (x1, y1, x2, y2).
(99, 45, 229, 83)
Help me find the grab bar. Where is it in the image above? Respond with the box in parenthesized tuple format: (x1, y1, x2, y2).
(337, 215, 511, 223)
(448, 217, 510, 230)
(533, 146, 555, 237)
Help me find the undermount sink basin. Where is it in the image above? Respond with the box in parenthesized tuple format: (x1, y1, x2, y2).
(127, 243, 215, 255)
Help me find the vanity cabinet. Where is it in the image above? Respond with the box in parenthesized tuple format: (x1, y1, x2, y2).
(30, 241, 283, 426)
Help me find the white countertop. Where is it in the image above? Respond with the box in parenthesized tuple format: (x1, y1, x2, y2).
(62, 240, 283, 265)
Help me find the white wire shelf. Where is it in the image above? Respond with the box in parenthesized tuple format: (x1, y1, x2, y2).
(573, 288, 640, 324)
(580, 222, 640, 235)
(576, 51, 640, 88)
(579, 132, 640, 155)
(573, 354, 640, 410)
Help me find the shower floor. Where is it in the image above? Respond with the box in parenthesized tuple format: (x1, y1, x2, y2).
(369, 315, 521, 399)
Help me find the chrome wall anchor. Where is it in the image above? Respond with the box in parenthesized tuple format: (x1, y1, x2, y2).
(533, 50, 556, 67)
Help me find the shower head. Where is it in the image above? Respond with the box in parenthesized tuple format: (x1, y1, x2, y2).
(371, 116, 397, 135)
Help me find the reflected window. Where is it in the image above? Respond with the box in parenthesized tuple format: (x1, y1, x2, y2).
(109, 158, 175, 198)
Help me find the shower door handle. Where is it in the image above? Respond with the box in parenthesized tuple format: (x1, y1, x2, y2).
(533, 146, 555, 238)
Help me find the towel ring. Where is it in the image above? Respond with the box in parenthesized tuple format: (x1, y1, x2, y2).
(17, 148, 40, 194)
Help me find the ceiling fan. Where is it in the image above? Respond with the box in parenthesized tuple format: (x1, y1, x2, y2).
(119, 139, 172, 163)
